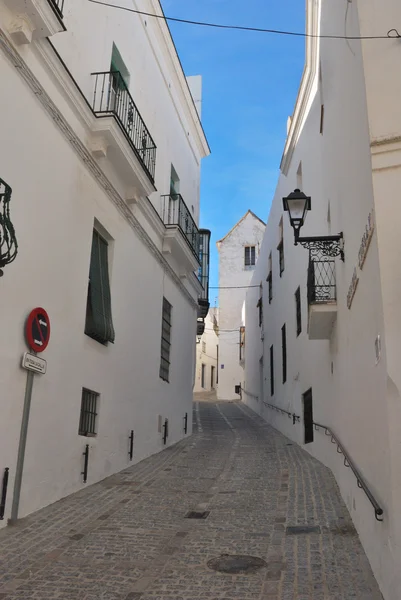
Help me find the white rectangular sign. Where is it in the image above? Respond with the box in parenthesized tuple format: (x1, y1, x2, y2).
(22, 352, 47, 375)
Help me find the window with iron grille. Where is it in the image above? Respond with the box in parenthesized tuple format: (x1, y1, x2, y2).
(270, 345, 274, 396)
(295, 287, 302, 336)
(244, 245, 256, 267)
(85, 229, 115, 345)
(278, 241, 284, 276)
(267, 253, 272, 303)
(79, 388, 99, 436)
(239, 326, 245, 362)
(257, 287, 263, 327)
(282, 324, 287, 384)
(159, 297, 172, 382)
(202, 341, 206, 353)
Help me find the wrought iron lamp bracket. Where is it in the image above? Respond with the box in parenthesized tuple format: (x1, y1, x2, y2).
(0, 178, 18, 276)
(295, 233, 344, 262)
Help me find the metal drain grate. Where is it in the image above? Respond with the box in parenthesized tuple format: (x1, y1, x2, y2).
(185, 510, 210, 519)
(286, 525, 321, 535)
(207, 554, 267, 574)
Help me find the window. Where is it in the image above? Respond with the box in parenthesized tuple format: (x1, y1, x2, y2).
(110, 43, 130, 90)
(244, 245, 256, 268)
(257, 285, 263, 327)
(270, 345, 274, 396)
(320, 104, 325, 134)
(79, 388, 99, 436)
(278, 218, 284, 276)
(160, 298, 172, 382)
(202, 341, 206, 353)
(239, 326, 245, 362)
(85, 229, 115, 345)
(295, 287, 302, 336)
(267, 253, 272, 303)
(282, 324, 287, 384)
(170, 165, 180, 197)
(201, 364, 206, 388)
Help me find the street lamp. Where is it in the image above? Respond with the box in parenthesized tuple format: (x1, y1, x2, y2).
(282, 189, 344, 261)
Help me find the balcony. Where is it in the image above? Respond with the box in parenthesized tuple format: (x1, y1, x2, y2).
(5, 0, 66, 43)
(307, 255, 337, 340)
(197, 229, 211, 318)
(91, 71, 156, 196)
(161, 194, 200, 272)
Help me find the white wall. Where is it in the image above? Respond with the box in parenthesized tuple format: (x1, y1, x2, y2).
(193, 308, 218, 392)
(0, 0, 207, 525)
(244, 0, 401, 598)
(217, 212, 265, 400)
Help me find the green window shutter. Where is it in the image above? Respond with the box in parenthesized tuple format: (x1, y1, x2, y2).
(85, 230, 115, 344)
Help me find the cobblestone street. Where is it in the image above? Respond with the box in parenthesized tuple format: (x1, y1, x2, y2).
(0, 400, 382, 600)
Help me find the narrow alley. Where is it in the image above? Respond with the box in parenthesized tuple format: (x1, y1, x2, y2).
(0, 400, 382, 600)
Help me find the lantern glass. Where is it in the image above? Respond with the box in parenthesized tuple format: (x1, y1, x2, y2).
(283, 189, 310, 234)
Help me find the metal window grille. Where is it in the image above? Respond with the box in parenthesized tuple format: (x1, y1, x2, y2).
(282, 324, 287, 384)
(49, 0, 65, 17)
(307, 255, 336, 305)
(270, 345, 274, 396)
(267, 271, 273, 303)
(239, 326, 245, 362)
(257, 296, 263, 327)
(295, 287, 302, 336)
(278, 241, 285, 276)
(79, 389, 99, 436)
(85, 229, 115, 345)
(244, 246, 256, 267)
(202, 341, 206, 353)
(160, 298, 172, 382)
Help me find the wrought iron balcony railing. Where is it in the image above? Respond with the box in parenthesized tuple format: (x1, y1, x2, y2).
(307, 253, 336, 305)
(92, 71, 157, 182)
(161, 194, 200, 259)
(49, 0, 64, 17)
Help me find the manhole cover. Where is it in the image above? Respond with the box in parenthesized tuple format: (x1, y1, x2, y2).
(286, 525, 321, 535)
(207, 554, 267, 574)
(185, 511, 210, 519)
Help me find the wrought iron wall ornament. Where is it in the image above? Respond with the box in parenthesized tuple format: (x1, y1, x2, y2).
(0, 179, 17, 276)
(282, 189, 344, 261)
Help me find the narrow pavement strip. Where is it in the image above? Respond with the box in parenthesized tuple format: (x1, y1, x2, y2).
(0, 399, 382, 599)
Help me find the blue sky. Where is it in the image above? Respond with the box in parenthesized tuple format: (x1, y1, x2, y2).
(162, 0, 306, 295)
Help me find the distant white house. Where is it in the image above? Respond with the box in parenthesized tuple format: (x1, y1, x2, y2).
(216, 211, 265, 400)
(194, 307, 219, 393)
(242, 0, 401, 598)
(0, 0, 210, 525)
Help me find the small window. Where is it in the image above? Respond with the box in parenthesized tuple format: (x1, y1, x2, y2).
(257, 285, 263, 327)
(239, 326, 245, 362)
(278, 219, 284, 276)
(295, 287, 302, 336)
(79, 388, 99, 436)
(170, 165, 180, 197)
(282, 324, 287, 384)
(202, 341, 206, 353)
(267, 253, 273, 303)
(270, 345, 274, 396)
(160, 297, 172, 382)
(320, 104, 325, 134)
(244, 245, 256, 267)
(85, 229, 115, 345)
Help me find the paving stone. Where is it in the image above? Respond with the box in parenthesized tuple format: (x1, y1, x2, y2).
(0, 399, 383, 599)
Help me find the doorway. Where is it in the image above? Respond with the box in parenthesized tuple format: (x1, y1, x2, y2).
(211, 366, 215, 389)
(303, 388, 314, 444)
(201, 364, 206, 389)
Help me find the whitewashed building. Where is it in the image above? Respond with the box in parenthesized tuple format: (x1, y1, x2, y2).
(194, 307, 219, 393)
(217, 211, 265, 400)
(0, 0, 210, 525)
(242, 0, 401, 598)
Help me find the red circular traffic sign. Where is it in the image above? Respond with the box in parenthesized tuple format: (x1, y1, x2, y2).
(25, 308, 51, 353)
